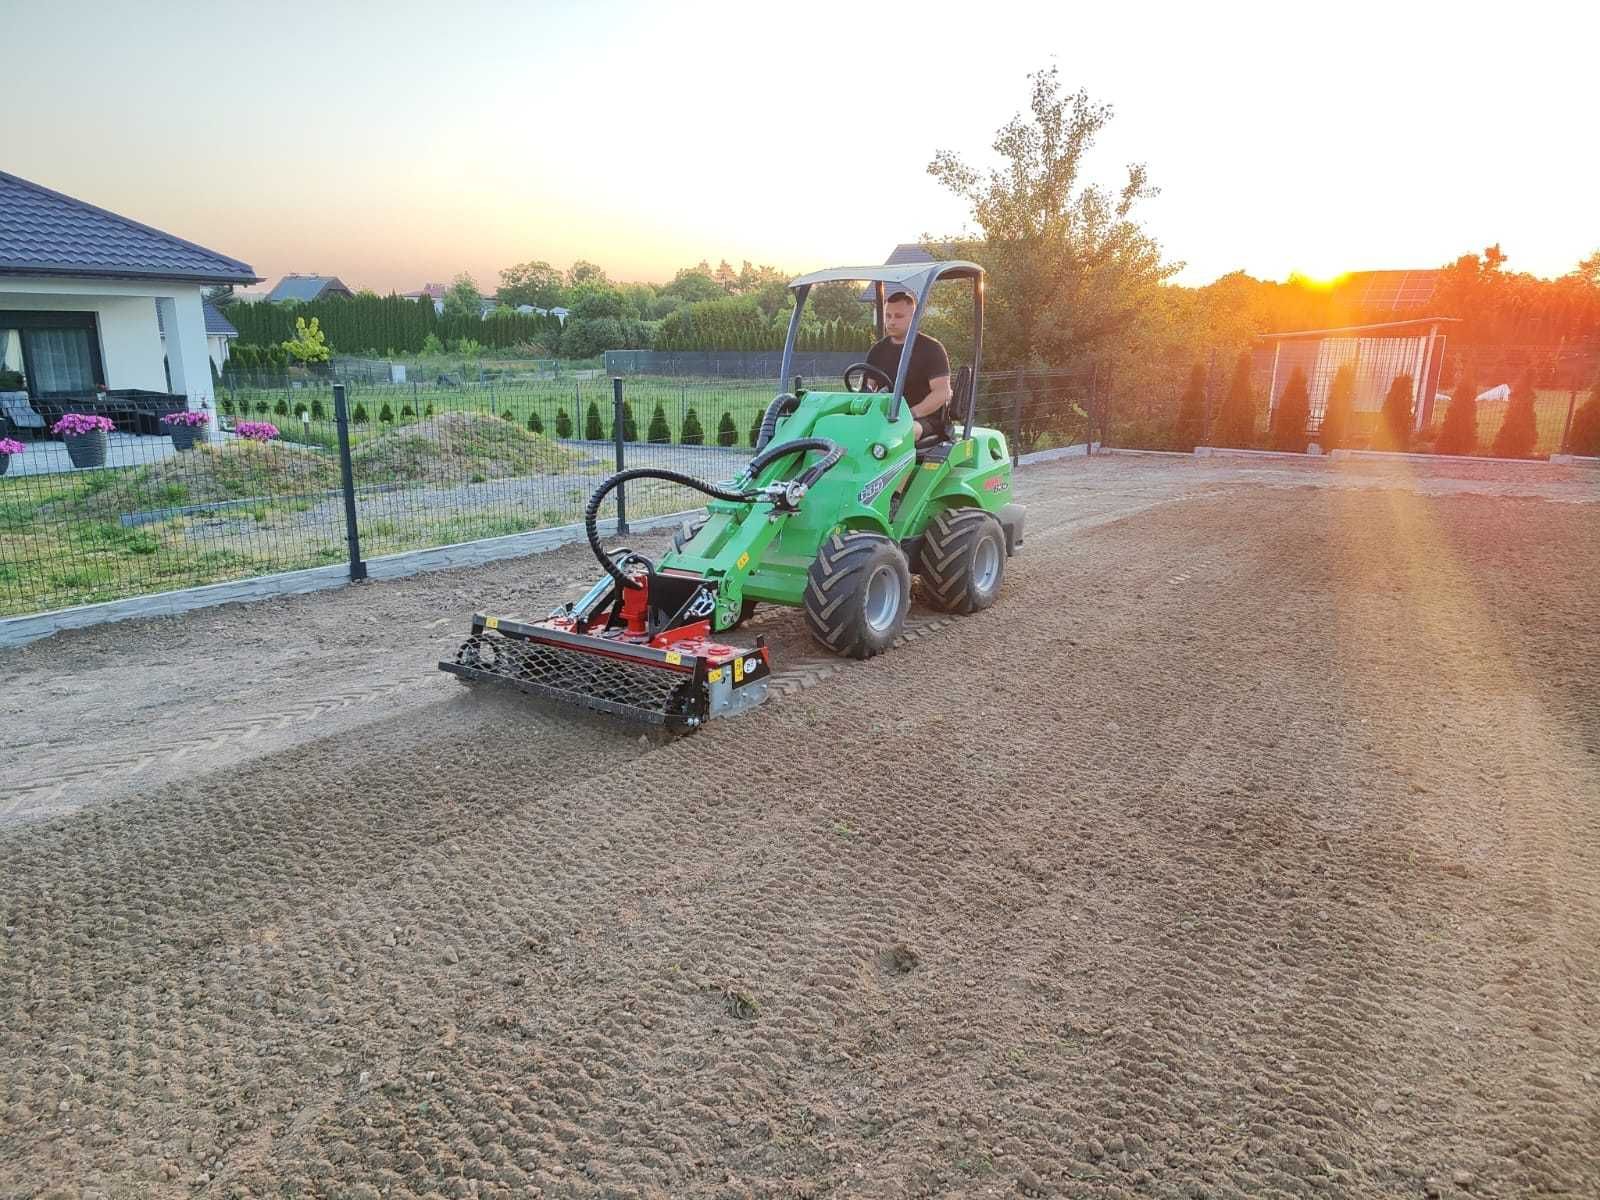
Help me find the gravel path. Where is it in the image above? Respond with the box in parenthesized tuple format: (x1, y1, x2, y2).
(2, 454, 1596, 1198)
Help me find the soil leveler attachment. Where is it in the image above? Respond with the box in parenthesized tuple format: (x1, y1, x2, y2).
(440, 259, 1024, 731)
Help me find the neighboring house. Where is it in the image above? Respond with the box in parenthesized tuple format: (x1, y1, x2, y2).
(264, 274, 354, 304)
(156, 301, 238, 371)
(403, 283, 447, 315)
(0, 169, 259, 429)
(858, 242, 956, 301)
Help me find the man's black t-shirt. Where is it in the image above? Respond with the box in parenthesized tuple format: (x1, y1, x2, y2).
(867, 332, 950, 416)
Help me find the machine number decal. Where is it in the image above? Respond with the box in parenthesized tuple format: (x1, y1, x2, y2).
(858, 452, 914, 505)
(984, 476, 1009, 492)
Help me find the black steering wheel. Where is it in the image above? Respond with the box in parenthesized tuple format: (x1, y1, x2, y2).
(842, 362, 894, 394)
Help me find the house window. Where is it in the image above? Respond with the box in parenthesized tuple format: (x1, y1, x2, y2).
(0, 311, 105, 394)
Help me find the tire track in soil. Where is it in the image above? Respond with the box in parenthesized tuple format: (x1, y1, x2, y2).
(2, 463, 1597, 1198)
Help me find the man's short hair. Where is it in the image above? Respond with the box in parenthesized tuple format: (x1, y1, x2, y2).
(884, 290, 916, 307)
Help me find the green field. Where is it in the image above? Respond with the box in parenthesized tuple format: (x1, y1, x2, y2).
(220, 374, 785, 449)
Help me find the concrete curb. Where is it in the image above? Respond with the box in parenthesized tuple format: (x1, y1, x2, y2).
(1547, 454, 1600, 467)
(1016, 442, 1101, 465)
(1327, 448, 1557, 467)
(0, 508, 704, 649)
(1193, 446, 1327, 462)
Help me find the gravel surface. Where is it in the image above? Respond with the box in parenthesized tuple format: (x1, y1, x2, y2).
(2, 453, 1597, 1198)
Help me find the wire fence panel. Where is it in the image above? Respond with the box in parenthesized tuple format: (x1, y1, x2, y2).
(4, 350, 1596, 622)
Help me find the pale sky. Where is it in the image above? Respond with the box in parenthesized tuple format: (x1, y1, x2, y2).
(9, 0, 1596, 294)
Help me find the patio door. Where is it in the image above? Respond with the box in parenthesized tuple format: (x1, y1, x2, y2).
(0, 311, 105, 393)
(24, 327, 97, 392)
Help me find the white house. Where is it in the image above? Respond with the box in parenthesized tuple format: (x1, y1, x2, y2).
(0, 170, 259, 438)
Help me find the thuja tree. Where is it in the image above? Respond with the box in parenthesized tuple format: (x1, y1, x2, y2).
(1436, 370, 1478, 457)
(1270, 366, 1311, 452)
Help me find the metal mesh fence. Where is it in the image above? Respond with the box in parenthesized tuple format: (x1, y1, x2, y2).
(3, 350, 1595, 621)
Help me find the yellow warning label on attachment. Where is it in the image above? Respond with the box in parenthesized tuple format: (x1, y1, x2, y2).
(708, 667, 723, 683)
(736, 552, 750, 569)
(923, 461, 940, 470)
(484, 615, 499, 629)
(665, 650, 682, 665)
(733, 656, 744, 682)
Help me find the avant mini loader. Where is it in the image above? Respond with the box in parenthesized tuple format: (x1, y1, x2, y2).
(440, 260, 1024, 731)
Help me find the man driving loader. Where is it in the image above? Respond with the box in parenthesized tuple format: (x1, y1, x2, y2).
(866, 290, 952, 443)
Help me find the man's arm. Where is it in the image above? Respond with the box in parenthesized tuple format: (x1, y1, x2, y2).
(911, 375, 952, 420)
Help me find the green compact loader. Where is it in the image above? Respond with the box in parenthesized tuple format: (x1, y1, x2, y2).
(440, 260, 1024, 730)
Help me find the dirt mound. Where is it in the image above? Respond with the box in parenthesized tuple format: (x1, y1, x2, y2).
(66, 440, 340, 517)
(351, 410, 585, 484)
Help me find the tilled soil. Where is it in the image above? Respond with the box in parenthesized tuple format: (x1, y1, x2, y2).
(2, 455, 1598, 1199)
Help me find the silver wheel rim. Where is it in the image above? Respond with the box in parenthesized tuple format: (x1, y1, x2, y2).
(973, 535, 1001, 594)
(863, 563, 902, 633)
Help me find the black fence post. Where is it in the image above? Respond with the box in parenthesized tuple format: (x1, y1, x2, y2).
(1010, 371, 1024, 465)
(612, 376, 629, 535)
(332, 384, 367, 581)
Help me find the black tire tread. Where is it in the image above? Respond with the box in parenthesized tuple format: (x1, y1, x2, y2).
(918, 508, 1004, 614)
(803, 531, 907, 659)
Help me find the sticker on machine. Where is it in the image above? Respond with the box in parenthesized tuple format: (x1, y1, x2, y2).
(857, 452, 915, 505)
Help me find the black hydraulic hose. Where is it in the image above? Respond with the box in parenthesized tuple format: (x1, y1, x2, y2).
(753, 392, 800, 452)
(743, 436, 838, 482)
(584, 468, 755, 590)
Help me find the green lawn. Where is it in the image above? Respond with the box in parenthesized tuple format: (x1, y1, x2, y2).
(220, 374, 786, 449)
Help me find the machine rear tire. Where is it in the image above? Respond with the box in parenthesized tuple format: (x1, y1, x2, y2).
(804, 531, 910, 659)
(917, 508, 1006, 614)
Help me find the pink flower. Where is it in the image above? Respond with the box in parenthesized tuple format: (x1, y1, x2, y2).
(0, 438, 25, 456)
(160, 410, 212, 428)
(50, 412, 115, 436)
(235, 421, 280, 442)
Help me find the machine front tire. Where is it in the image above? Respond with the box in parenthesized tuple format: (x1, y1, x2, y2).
(917, 508, 1006, 614)
(804, 532, 910, 659)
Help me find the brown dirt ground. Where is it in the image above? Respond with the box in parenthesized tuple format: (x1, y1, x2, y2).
(2, 454, 1598, 1199)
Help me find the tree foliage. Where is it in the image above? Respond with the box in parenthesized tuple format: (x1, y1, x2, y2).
(1568, 379, 1600, 456)
(1379, 373, 1415, 451)
(1270, 367, 1311, 452)
(498, 260, 564, 309)
(1319, 365, 1355, 451)
(1491, 373, 1539, 458)
(1436, 371, 1478, 457)
(441, 274, 483, 321)
(716, 411, 739, 446)
(680, 407, 704, 445)
(1215, 351, 1256, 447)
(926, 66, 1175, 371)
(282, 315, 331, 363)
(1173, 364, 1207, 450)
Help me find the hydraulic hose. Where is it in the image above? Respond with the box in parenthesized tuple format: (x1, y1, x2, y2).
(584, 468, 756, 590)
(743, 436, 840, 483)
(753, 392, 800, 452)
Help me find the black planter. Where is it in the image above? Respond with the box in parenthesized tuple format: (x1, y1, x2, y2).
(0, 454, 11, 476)
(167, 424, 203, 451)
(63, 431, 109, 469)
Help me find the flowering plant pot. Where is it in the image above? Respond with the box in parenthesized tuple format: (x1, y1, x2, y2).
(51, 413, 115, 469)
(0, 437, 23, 476)
(161, 409, 211, 451)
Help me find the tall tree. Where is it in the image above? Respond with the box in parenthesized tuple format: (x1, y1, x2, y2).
(1319, 364, 1356, 451)
(567, 260, 609, 288)
(1215, 351, 1256, 447)
(927, 66, 1175, 369)
(1271, 366, 1311, 452)
(498, 260, 564, 309)
(441, 273, 484, 321)
(1173, 363, 1207, 450)
(1566, 377, 1600, 456)
(1379, 373, 1416, 451)
(1435, 369, 1479, 456)
(1491, 372, 1539, 458)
